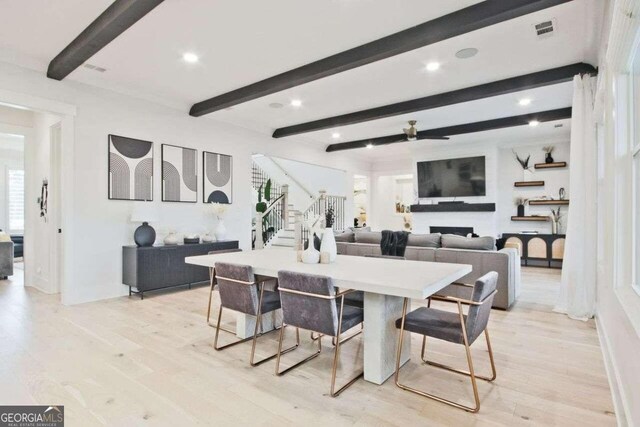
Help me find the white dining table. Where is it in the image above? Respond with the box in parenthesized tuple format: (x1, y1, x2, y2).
(186, 248, 471, 385)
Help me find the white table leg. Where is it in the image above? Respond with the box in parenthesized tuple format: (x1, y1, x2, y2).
(363, 292, 411, 385)
(235, 310, 282, 339)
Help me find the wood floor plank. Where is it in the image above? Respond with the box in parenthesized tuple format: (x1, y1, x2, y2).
(0, 266, 616, 426)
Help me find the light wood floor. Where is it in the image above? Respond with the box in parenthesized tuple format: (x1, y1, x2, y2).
(0, 267, 615, 426)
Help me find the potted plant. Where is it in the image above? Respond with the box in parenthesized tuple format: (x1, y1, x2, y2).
(514, 197, 527, 217)
(543, 146, 555, 164)
(320, 206, 337, 262)
(550, 207, 562, 234)
(513, 150, 532, 181)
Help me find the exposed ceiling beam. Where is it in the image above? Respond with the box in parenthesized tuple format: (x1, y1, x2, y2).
(190, 0, 574, 117)
(275, 63, 593, 138)
(325, 107, 572, 152)
(47, 0, 165, 80)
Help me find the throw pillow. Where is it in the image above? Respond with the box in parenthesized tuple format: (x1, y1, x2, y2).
(441, 234, 495, 251)
(0, 232, 11, 242)
(334, 230, 355, 243)
(407, 233, 441, 248)
(354, 231, 382, 244)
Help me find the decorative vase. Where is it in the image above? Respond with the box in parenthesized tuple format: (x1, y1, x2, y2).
(163, 231, 179, 246)
(304, 233, 321, 251)
(215, 220, 227, 241)
(517, 204, 525, 217)
(559, 187, 566, 200)
(320, 228, 337, 262)
(301, 242, 320, 264)
(551, 220, 559, 235)
(202, 232, 216, 243)
(545, 152, 554, 164)
(134, 222, 156, 247)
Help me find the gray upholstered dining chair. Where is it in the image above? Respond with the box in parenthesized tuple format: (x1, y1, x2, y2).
(394, 271, 498, 413)
(206, 249, 243, 331)
(275, 270, 364, 397)
(213, 262, 298, 366)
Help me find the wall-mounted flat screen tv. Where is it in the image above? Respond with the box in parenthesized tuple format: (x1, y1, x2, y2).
(417, 156, 486, 198)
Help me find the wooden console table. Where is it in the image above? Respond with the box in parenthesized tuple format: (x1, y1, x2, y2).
(502, 233, 565, 268)
(122, 241, 239, 299)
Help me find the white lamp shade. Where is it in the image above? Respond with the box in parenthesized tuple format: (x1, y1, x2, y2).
(130, 201, 159, 223)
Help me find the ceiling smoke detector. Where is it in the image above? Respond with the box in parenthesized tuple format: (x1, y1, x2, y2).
(534, 19, 557, 39)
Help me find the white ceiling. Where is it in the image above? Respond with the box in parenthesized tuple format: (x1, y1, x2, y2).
(0, 0, 603, 161)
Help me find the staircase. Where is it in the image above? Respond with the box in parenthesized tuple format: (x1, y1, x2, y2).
(269, 206, 298, 248)
(251, 159, 347, 250)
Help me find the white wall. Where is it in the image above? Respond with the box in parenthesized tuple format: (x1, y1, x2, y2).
(0, 60, 369, 305)
(589, 1, 640, 424)
(367, 139, 571, 237)
(497, 141, 571, 234)
(23, 112, 60, 293)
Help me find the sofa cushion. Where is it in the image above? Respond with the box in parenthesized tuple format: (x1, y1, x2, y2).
(354, 231, 382, 244)
(335, 231, 355, 243)
(349, 226, 371, 232)
(407, 233, 441, 248)
(441, 234, 495, 251)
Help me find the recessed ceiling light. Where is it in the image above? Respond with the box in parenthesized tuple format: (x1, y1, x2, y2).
(332, 132, 341, 139)
(366, 144, 374, 149)
(269, 102, 284, 109)
(290, 99, 302, 107)
(455, 48, 479, 59)
(182, 52, 199, 63)
(529, 120, 540, 127)
(425, 62, 441, 72)
(518, 98, 532, 106)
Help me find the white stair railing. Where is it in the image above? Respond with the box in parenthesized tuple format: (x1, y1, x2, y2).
(294, 190, 346, 249)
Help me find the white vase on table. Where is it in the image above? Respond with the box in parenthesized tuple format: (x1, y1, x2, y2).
(301, 242, 320, 264)
(214, 220, 227, 241)
(320, 228, 337, 262)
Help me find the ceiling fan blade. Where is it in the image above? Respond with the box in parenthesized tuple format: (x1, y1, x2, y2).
(325, 134, 407, 152)
(418, 135, 449, 140)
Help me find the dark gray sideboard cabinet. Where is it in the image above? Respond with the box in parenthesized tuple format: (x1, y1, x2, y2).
(122, 241, 239, 298)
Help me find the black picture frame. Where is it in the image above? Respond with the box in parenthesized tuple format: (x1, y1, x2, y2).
(202, 151, 233, 204)
(108, 134, 154, 201)
(161, 143, 198, 203)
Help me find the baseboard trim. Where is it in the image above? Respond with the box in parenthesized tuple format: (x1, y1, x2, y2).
(595, 314, 629, 427)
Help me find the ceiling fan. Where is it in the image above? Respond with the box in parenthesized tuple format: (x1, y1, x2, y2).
(403, 120, 419, 140)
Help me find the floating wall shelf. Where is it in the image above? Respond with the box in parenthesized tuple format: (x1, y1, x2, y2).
(511, 216, 549, 222)
(529, 199, 570, 206)
(514, 181, 545, 187)
(534, 162, 567, 169)
(410, 203, 496, 213)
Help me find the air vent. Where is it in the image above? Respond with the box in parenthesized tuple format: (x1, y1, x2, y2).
(554, 123, 564, 128)
(534, 19, 556, 39)
(83, 63, 107, 73)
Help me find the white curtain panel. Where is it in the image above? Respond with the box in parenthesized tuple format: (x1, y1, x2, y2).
(554, 74, 598, 320)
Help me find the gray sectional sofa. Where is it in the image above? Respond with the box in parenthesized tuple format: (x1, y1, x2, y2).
(335, 231, 520, 310)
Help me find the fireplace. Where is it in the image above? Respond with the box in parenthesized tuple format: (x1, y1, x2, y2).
(430, 226, 474, 236)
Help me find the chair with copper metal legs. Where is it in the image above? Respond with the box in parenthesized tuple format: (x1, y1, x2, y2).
(308, 254, 404, 344)
(275, 271, 364, 397)
(206, 249, 242, 332)
(213, 262, 298, 366)
(394, 271, 498, 413)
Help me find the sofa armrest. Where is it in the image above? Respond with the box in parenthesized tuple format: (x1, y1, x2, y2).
(499, 248, 521, 300)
